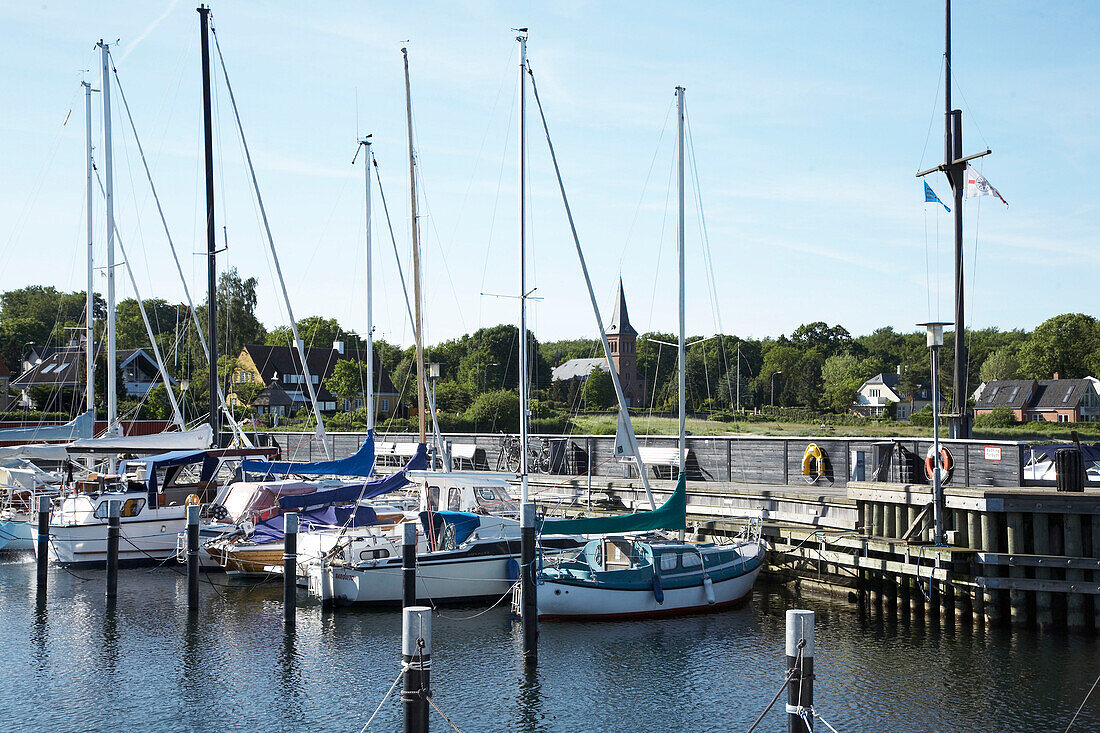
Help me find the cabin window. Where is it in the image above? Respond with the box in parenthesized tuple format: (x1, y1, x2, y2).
(659, 553, 678, 571)
(426, 486, 440, 510)
(359, 549, 390, 561)
(448, 488, 462, 512)
(94, 498, 145, 519)
(682, 552, 702, 568)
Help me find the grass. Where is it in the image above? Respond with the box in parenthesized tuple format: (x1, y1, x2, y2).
(570, 415, 932, 438)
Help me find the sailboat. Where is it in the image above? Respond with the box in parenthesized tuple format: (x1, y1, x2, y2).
(533, 86, 764, 620)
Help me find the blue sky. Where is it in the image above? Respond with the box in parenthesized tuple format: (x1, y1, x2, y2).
(2, 1, 1097, 349)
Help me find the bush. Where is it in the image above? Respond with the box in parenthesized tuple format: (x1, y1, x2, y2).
(909, 406, 934, 427)
(974, 406, 1016, 428)
(464, 390, 520, 431)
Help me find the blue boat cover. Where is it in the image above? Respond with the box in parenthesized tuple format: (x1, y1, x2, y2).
(249, 504, 379, 544)
(123, 450, 219, 505)
(420, 510, 481, 547)
(241, 430, 378, 478)
(276, 442, 429, 510)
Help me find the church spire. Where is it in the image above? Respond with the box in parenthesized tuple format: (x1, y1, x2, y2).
(606, 278, 637, 337)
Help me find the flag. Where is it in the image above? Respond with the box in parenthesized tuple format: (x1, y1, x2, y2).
(923, 182, 950, 212)
(965, 165, 1008, 206)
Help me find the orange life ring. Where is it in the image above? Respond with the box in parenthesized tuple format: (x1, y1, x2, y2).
(924, 446, 954, 483)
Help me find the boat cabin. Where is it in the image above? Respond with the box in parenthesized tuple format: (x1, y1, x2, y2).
(414, 473, 518, 517)
(119, 447, 279, 509)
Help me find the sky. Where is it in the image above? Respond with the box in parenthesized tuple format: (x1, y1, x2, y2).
(2, 1, 1098, 350)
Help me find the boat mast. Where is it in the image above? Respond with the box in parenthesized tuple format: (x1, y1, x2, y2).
(199, 5, 218, 444)
(517, 30, 529, 503)
(98, 40, 117, 435)
(945, 0, 967, 439)
(676, 86, 686, 476)
(359, 135, 375, 433)
(403, 47, 428, 446)
(83, 80, 96, 415)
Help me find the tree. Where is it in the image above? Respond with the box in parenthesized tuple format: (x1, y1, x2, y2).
(791, 322, 852, 355)
(1018, 313, 1100, 380)
(434, 381, 473, 414)
(979, 349, 1020, 382)
(114, 298, 180, 351)
(581, 366, 616, 410)
(324, 358, 365, 405)
(464, 389, 520, 431)
(0, 286, 105, 371)
(267, 316, 348, 350)
(821, 353, 867, 413)
(196, 268, 266, 362)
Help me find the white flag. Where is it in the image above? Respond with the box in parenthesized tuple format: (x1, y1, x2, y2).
(966, 165, 1008, 206)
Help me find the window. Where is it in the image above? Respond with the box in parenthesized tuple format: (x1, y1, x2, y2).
(870, 388, 880, 399)
(448, 488, 462, 512)
(659, 553, 678, 571)
(682, 552, 702, 568)
(359, 549, 390, 561)
(94, 498, 145, 519)
(610, 341, 617, 353)
(381, 398, 390, 412)
(426, 486, 440, 510)
(1059, 414, 1070, 422)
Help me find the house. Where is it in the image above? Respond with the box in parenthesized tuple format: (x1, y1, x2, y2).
(550, 279, 648, 407)
(973, 375, 1100, 423)
(12, 342, 166, 407)
(232, 341, 400, 418)
(852, 369, 933, 419)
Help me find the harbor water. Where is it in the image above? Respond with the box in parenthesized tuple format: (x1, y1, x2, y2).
(3, 553, 1098, 732)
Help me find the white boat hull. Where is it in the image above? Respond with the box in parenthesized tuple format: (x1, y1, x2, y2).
(42, 510, 187, 565)
(0, 519, 34, 551)
(309, 552, 516, 606)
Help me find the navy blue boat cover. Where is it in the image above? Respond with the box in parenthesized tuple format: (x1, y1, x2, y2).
(241, 430, 378, 478)
(276, 442, 429, 511)
(420, 510, 482, 547)
(250, 504, 379, 544)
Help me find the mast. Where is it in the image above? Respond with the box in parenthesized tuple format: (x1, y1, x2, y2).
(676, 86, 686, 475)
(361, 136, 375, 433)
(517, 31, 529, 503)
(403, 47, 427, 446)
(199, 5, 218, 444)
(945, 0, 967, 438)
(83, 80, 95, 415)
(99, 40, 117, 435)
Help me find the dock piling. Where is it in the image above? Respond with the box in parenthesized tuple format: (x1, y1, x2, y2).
(1033, 512, 1053, 630)
(786, 609, 815, 733)
(105, 500, 120, 600)
(402, 605, 432, 733)
(1006, 512, 1027, 626)
(521, 502, 538, 668)
(402, 521, 417, 608)
(35, 495, 49, 593)
(1063, 513, 1085, 630)
(186, 504, 200, 611)
(283, 512, 298, 626)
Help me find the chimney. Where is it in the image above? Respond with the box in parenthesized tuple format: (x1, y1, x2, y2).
(897, 364, 903, 376)
(333, 340, 345, 355)
(1053, 372, 1060, 380)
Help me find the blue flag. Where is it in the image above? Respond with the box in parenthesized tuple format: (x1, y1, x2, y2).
(924, 182, 950, 212)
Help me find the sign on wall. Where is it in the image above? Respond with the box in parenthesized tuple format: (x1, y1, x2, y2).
(984, 446, 1002, 461)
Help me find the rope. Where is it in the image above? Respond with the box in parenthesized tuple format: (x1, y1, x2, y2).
(744, 668, 794, 733)
(1065, 668, 1100, 733)
(357, 664, 406, 733)
(427, 695, 465, 733)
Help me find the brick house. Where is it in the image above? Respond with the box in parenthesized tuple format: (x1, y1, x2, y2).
(973, 375, 1100, 423)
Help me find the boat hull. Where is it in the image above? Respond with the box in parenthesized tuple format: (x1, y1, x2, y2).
(538, 554, 763, 621)
(42, 511, 186, 566)
(0, 519, 34, 552)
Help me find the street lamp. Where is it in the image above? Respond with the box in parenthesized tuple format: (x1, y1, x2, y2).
(480, 361, 498, 391)
(918, 321, 952, 546)
(770, 371, 783, 408)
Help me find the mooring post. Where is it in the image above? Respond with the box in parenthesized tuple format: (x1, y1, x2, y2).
(980, 512, 1002, 626)
(1091, 515, 1100, 630)
(402, 605, 432, 733)
(1064, 513, 1085, 631)
(1005, 512, 1027, 626)
(521, 502, 538, 668)
(283, 512, 298, 626)
(187, 504, 200, 611)
(36, 495, 50, 592)
(105, 500, 120, 600)
(786, 609, 815, 733)
(1033, 512, 1053, 630)
(403, 521, 418, 608)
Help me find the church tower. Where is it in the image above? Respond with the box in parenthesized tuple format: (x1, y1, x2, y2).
(605, 279, 646, 406)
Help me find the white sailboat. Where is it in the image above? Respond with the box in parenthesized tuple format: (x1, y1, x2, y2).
(533, 85, 764, 620)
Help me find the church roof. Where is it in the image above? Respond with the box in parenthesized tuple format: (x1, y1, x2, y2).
(606, 279, 637, 337)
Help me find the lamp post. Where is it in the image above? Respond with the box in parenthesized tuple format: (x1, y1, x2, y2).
(428, 362, 441, 469)
(480, 361, 498, 392)
(770, 371, 783, 408)
(918, 321, 951, 546)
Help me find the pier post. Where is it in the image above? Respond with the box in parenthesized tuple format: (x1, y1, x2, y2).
(1005, 512, 1027, 626)
(521, 502, 538, 668)
(871, 503, 884, 537)
(106, 500, 120, 600)
(402, 605, 432, 733)
(785, 609, 814, 733)
(1033, 512, 1053, 630)
(953, 509, 969, 547)
(1092, 515, 1100, 630)
(980, 512, 1002, 625)
(968, 510, 984, 622)
(403, 521, 417, 608)
(1064, 513, 1085, 631)
(283, 512, 297, 626)
(187, 504, 200, 611)
(884, 502, 897, 540)
(35, 495, 50, 593)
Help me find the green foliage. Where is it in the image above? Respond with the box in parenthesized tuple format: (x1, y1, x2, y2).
(974, 405, 1016, 428)
(581, 366, 615, 410)
(196, 267, 266, 361)
(1018, 313, 1100, 380)
(325, 358, 365, 402)
(464, 389, 520, 432)
(821, 353, 867, 413)
(434, 380, 473, 414)
(908, 405, 934, 427)
(979, 349, 1020, 382)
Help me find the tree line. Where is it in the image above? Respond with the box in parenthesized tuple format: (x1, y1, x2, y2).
(2, 276, 1097, 427)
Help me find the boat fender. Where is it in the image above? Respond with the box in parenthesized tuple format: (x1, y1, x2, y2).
(801, 443, 826, 479)
(703, 573, 715, 604)
(652, 571, 665, 605)
(924, 446, 954, 484)
(506, 557, 520, 583)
